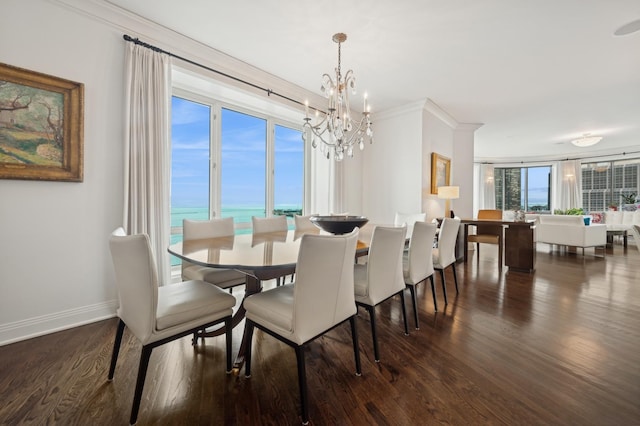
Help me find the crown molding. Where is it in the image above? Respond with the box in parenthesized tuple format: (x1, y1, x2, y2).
(49, 0, 320, 112)
(423, 98, 458, 129)
(475, 145, 640, 164)
(373, 100, 426, 121)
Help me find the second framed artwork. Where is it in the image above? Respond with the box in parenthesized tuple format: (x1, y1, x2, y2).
(430, 152, 450, 194)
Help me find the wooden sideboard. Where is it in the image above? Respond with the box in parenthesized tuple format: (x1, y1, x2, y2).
(462, 219, 536, 273)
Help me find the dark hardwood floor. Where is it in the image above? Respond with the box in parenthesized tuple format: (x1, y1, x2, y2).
(1, 242, 639, 425)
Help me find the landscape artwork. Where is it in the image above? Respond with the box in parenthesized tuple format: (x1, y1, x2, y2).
(0, 63, 83, 181)
(430, 152, 450, 194)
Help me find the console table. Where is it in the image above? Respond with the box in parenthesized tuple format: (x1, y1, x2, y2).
(462, 219, 536, 273)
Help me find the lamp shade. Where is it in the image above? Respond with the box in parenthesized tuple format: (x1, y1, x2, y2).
(437, 186, 459, 200)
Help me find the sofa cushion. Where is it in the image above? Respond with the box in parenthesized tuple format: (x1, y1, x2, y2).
(605, 211, 623, 225)
(538, 215, 584, 226)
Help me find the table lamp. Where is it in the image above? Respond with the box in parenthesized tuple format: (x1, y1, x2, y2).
(437, 186, 459, 218)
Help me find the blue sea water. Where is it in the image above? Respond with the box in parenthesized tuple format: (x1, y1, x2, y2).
(169, 205, 300, 266)
(170, 206, 268, 228)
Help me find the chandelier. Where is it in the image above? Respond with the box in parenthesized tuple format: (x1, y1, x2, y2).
(302, 33, 373, 161)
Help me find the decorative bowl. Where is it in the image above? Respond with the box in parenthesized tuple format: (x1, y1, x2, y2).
(309, 215, 369, 235)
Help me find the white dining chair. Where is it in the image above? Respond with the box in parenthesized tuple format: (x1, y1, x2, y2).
(354, 225, 409, 362)
(243, 228, 361, 425)
(394, 211, 427, 240)
(107, 228, 236, 425)
(182, 218, 247, 292)
(251, 215, 288, 233)
(403, 222, 438, 328)
(294, 214, 318, 231)
(252, 215, 290, 284)
(433, 217, 461, 305)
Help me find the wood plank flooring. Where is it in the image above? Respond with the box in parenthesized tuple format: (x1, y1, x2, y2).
(1, 242, 639, 425)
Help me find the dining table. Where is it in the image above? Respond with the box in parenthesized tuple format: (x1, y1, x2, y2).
(168, 224, 376, 372)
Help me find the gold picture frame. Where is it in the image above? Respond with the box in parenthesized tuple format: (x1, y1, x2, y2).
(0, 62, 84, 181)
(430, 152, 450, 194)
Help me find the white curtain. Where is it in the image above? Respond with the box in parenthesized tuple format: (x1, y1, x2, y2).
(123, 43, 172, 283)
(477, 163, 496, 211)
(555, 160, 582, 212)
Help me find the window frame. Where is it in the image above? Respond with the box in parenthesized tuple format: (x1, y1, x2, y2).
(171, 88, 307, 234)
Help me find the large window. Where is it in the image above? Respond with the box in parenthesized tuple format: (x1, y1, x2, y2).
(495, 166, 551, 212)
(582, 159, 640, 212)
(170, 95, 304, 265)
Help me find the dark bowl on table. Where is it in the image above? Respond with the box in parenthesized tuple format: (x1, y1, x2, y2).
(309, 215, 369, 235)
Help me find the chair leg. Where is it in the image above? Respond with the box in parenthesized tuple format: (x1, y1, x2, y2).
(349, 316, 362, 376)
(244, 320, 255, 378)
(429, 275, 438, 312)
(476, 242, 480, 259)
(130, 345, 153, 425)
(295, 346, 310, 425)
(439, 269, 448, 305)
(225, 317, 232, 374)
(398, 290, 409, 336)
(498, 238, 503, 269)
(452, 264, 459, 294)
(366, 305, 381, 362)
(108, 319, 125, 380)
(408, 285, 419, 329)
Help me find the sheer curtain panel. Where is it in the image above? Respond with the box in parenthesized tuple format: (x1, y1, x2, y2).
(477, 163, 496, 211)
(123, 43, 172, 283)
(556, 160, 582, 212)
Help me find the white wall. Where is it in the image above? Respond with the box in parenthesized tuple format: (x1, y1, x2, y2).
(362, 103, 424, 223)
(0, 0, 124, 344)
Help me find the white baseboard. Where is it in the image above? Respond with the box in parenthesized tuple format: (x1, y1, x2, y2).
(0, 300, 118, 346)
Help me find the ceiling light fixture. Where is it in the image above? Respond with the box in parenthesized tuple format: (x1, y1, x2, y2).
(571, 134, 603, 148)
(614, 19, 640, 36)
(302, 33, 373, 161)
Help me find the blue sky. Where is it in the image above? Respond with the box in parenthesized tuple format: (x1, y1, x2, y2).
(171, 96, 303, 209)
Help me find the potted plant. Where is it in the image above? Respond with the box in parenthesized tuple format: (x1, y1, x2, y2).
(621, 193, 637, 211)
(608, 202, 618, 211)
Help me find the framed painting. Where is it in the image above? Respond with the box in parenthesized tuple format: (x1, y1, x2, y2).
(430, 152, 450, 194)
(0, 62, 83, 181)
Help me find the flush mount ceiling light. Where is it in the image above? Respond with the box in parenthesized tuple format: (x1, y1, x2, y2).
(571, 134, 603, 148)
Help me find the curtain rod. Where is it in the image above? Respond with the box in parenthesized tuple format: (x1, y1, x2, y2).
(123, 34, 317, 113)
(478, 149, 640, 165)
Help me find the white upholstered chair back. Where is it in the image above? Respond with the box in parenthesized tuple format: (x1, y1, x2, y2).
(294, 214, 318, 231)
(359, 225, 406, 305)
(109, 228, 158, 344)
(252, 215, 288, 233)
(291, 229, 359, 342)
(405, 222, 437, 285)
(434, 218, 461, 269)
(183, 217, 235, 240)
(182, 217, 235, 270)
(394, 212, 426, 239)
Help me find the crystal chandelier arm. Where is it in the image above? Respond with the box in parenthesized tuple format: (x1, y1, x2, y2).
(303, 32, 373, 161)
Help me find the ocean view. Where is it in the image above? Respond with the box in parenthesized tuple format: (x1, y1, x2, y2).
(171, 206, 268, 229)
(170, 205, 299, 266)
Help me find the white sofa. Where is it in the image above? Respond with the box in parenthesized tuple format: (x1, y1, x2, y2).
(603, 210, 640, 236)
(534, 214, 606, 254)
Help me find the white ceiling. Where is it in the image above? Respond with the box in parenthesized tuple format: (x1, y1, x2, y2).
(107, 0, 640, 162)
